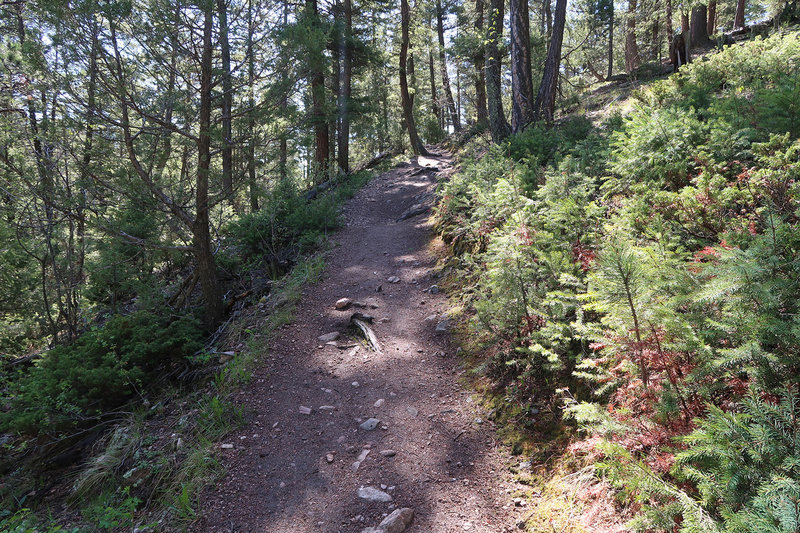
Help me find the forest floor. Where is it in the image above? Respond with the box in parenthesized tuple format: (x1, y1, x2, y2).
(197, 152, 528, 532)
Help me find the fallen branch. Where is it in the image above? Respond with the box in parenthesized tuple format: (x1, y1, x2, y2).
(351, 318, 381, 353)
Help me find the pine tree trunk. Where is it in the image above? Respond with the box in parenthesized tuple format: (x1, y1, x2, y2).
(510, 0, 535, 132)
(534, 0, 567, 124)
(666, 0, 674, 50)
(217, 0, 234, 204)
(707, 0, 716, 36)
(607, 0, 614, 79)
(625, 0, 640, 73)
(734, 0, 746, 28)
(400, 0, 429, 155)
(437, 0, 461, 131)
(196, 5, 224, 329)
(690, 5, 711, 47)
(247, 0, 259, 211)
(308, 0, 329, 183)
(485, 0, 510, 141)
(428, 44, 442, 128)
(475, 0, 489, 125)
(681, 11, 689, 32)
(337, 0, 352, 173)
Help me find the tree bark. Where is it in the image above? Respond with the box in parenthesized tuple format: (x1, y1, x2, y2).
(510, 0, 535, 132)
(308, 0, 329, 183)
(607, 0, 614, 79)
(400, 0, 429, 154)
(475, 0, 489, 125)
(196, 5, 224, 329)
(217, 0, 234, 203)
(437, 0, 461, 131)
(485, 0, 510, 141)
(681, 11, 689, 32)
(625, 0, 640, 73)
(666, 0, 674, 50)
(247, 0, 259, 211)
(534, 0, 567, 124)
(734, 0, 746, 28)
(337, 0, 352, 173)
(707, 0, 716, 35)
(690, 5, 711, 47)
(428, 44, 442, 129)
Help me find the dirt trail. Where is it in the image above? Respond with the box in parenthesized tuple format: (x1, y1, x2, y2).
(199, 153, 525, 533)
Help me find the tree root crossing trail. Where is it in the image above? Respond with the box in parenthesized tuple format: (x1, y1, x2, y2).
(200, 154, 525, 533)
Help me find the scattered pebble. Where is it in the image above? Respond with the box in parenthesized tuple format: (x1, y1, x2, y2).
(318, 331, 340, 343)
(374, 398, 385, 407)
(335, 298, 352, 310)
(357, 486, 393, 503)
(380, 449, 397, 457)
(299, 406, 312, 415)
(360, 418, 381, 431)
(220, 443, 234, 449)
(387, 276, 400, 283)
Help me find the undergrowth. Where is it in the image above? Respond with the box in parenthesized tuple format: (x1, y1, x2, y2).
(438, 32, 800, 532)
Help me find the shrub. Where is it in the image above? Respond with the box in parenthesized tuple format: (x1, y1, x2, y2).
(1, 311, 204, 435)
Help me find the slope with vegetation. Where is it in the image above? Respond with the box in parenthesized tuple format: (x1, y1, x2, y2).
(436, 31, 800, 532)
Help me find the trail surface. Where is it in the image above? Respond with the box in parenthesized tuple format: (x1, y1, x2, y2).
(200, 154, 524, 532)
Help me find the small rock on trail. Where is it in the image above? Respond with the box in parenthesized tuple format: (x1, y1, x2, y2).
(360, 418, 381, 431)
(357, 486, 393, 503)
(361, 507, 415, 533)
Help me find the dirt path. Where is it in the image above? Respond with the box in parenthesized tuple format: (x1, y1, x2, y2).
(199, 153, 525, 533)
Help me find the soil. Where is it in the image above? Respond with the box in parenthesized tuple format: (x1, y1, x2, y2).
(198, 153, 527, 533)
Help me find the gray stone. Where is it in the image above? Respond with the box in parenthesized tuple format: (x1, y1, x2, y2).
(435, 320, 450, 333)
(360, 418, 381, 431)
(299, 405, 312, 415)
(406, 407, 419, 417)
(357, 486, 393, 503)
(387, 276, 401, 283)
(429, 285, 440, 294)
(374, 398, 385, 407)
(318, 331, 340, 342)
(378, 508, 415, 533)
(380, 449, 397, 457)
(220, 443, 234, 449)
(335, 298, 352, 309)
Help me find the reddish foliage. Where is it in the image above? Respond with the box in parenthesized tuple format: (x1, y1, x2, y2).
(573, 241, 596, 271)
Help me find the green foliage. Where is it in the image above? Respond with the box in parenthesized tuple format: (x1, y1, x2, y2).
(81, 488, 140, 531)
(1, 311, 204, 435)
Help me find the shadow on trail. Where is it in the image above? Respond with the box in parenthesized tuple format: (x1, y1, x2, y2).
(199, 153, 509, 533)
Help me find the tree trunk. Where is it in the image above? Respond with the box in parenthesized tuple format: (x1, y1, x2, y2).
(486, 0, 510, 141)
(734, 0, 746, 28)
(308, 0, 329, 183)
(510, 0, 535, 132)
(428, 44, 442, 128)
(544, 0, 553, 37)
(437, 0, 461, 131)
(608, 0, 614, 79)
(681, 11, 689, 32)
(475, 0, 489, 125)
(707, 0, 716, 35)
(400, 0, 429, 155)
(690, 5, 711, 47)
(196, 5, 224, 329)
(666, 0, 674, 50)
(217, 0, 234, 204)
(247, 0, 259, 211)
(534, 0, 567, 124)
(337, 0, 352, 173)
(625, 0, 640, 73)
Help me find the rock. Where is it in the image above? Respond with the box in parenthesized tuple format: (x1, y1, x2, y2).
(219, 352, 235, 364)
(335, 298, 352, 310)
(428, 285, 440, 294)
(175, 437, 184, 450)
(424, 314, 438, 322)
(351, 461, 362, 471)
(406, 407, 419, 417)
(360, 418, 381, 431)
(378, 508, 415, 533)
(318, 331, 340, 343)
(356, 449, 370, 462)
(387, 276, 400, 283)
(435, 320, 450, 333)
(352, 381, 360, 387)
(357, 486, 393, 503)
(319, 405, 335, 410)
(380, 449, 397, 457)
(379, 317, 391, 323)
(326, 453, 334, 463)
(220, 443, 234, 449)
(374, 398, 385, 408)
(299, 406, 312, 415)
